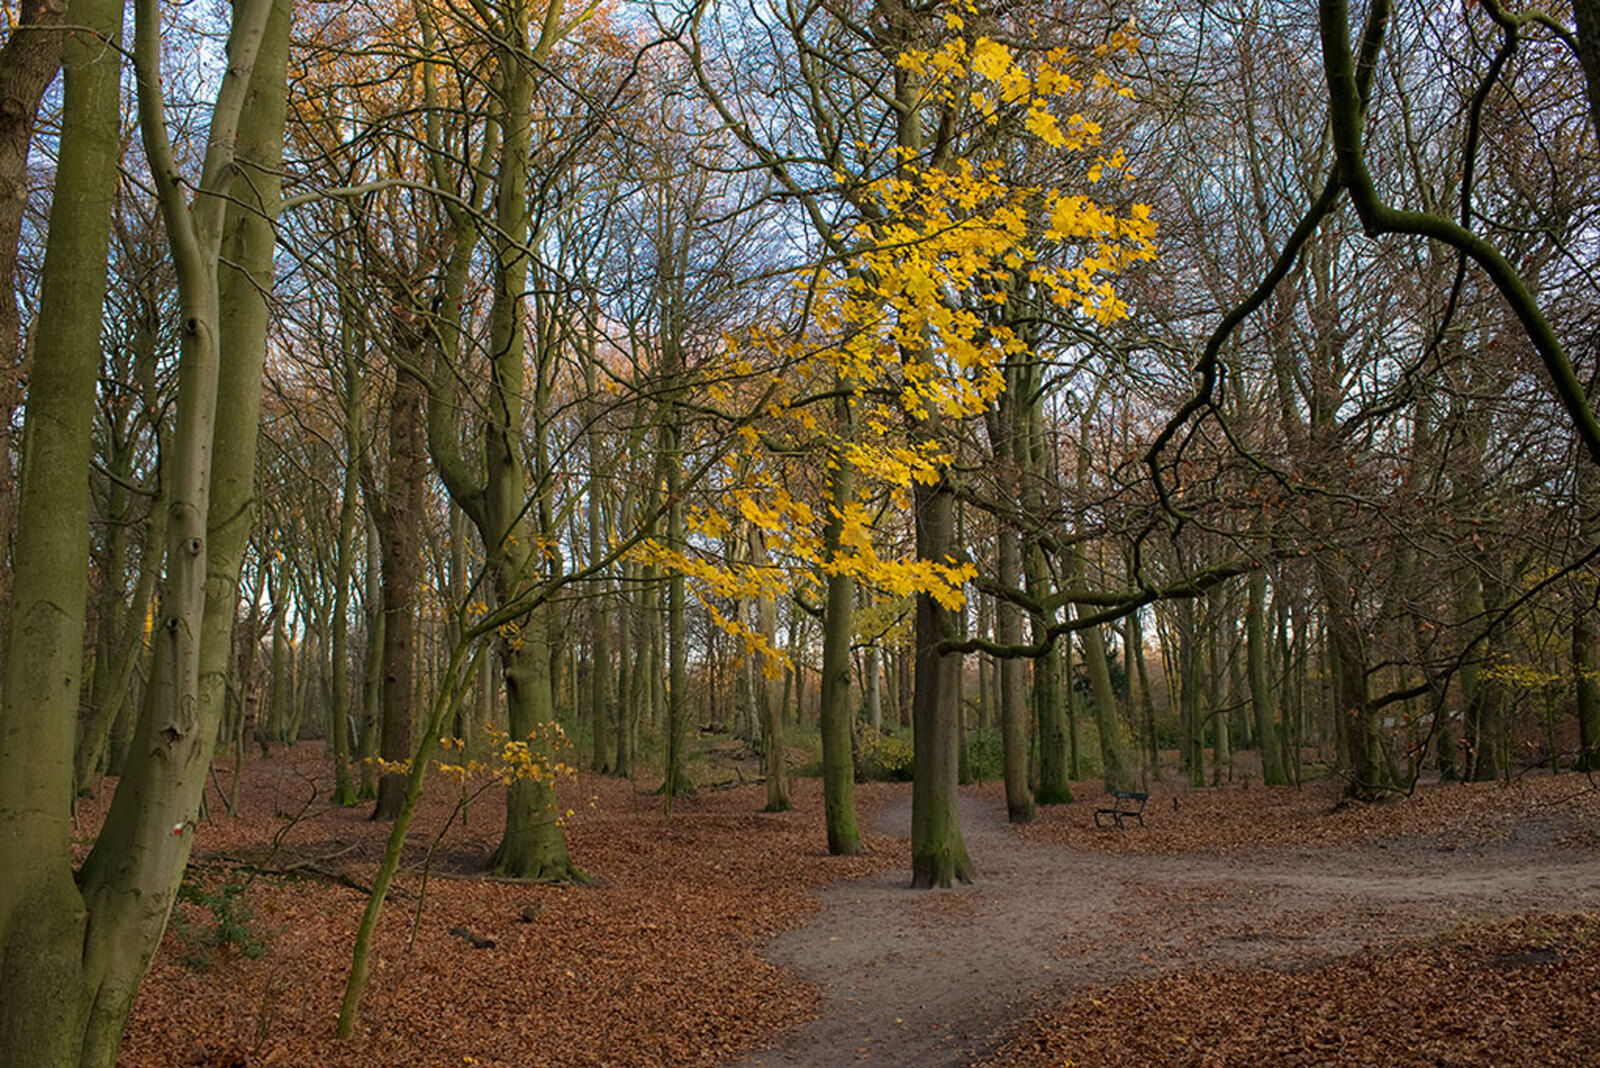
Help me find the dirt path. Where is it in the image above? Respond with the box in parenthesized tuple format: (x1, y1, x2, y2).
(738, 786, 1600, 1067)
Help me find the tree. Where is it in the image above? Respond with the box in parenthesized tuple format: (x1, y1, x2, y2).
(0, 0, 291, 1058)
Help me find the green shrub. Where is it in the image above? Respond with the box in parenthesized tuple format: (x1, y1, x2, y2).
(855, 726, 915, 782)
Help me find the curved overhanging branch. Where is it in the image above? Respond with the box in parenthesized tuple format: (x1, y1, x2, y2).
(1318, 0, 1600, 466)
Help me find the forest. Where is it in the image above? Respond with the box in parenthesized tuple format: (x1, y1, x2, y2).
(1, 0, 1599, 1062)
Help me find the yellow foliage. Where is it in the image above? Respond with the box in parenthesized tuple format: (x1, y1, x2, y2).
(636, 25, 1154, 637)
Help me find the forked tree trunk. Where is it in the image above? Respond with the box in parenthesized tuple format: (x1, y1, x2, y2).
(0, 1, 285, 1061)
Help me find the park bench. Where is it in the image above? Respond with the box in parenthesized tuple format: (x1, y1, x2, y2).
(1094, 790, 1148, 830)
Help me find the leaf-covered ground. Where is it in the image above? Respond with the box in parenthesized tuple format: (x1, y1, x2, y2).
(983, 914, 1600, 1067)
(97, 744, 900, 1066)
(92, 747, 1600, 1066)
(1020, 772, 1600, 854)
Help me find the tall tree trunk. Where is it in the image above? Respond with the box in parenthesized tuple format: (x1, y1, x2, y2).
(585, 333, 613, 773)
(1248, 569, 1287, 784)
(1575, 586, 1600, 773)
(996, 526, 1033, 821)
(0, 0, 65, 670)
(358, 518, 383, 799)
(910, 474, 973, 887)
(0, 0, 287, 1059)
(865, 651, 883, 732)
(1319, 559, 1385, 798)
(816, 421, 861, 849)
(372, 358, 426, 821)
(328, 326, 365, 805)
(752, 529, 791, 812)
(0, 0, 122, 1051)
(1070, 548, 1134, 794)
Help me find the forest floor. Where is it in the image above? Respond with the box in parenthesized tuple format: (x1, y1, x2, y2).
(102, 741, 1600, 1066)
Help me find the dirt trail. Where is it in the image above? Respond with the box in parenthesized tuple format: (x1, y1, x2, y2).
(738, 787, 1600, 1067)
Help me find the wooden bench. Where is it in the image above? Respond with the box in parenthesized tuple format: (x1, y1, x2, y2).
(1094, 790, 1148, 829)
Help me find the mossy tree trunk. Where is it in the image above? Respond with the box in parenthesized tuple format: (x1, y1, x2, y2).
(817, 412, 861, 849)
(0, 0, 125, 1051)
(0, 0, 65, 671)
(0, 0, 286, 1060)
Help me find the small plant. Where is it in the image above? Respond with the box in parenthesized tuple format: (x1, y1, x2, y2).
(855, 725, 915, 782)
(174, 872, 272, 966)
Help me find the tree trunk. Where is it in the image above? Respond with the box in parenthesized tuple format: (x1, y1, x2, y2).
(358, 518, 383, 799)
(328, 328, 365, 805)
(996, 526, 1034, 822)
(816, 425, 861, 849)
(0, 0, 122, 1051)
(487, 607, 577, 878)
(752, 529, 791, 812)
(373, 359, 426, 821)
(1248, 570, 1287, 784)
(1320, 560, 1386, 798)
(0, 0, 286, 1059)
(0, 0, 65, 671)
(1575, 590, 1600, 772)
(910, 475, 973, 888)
